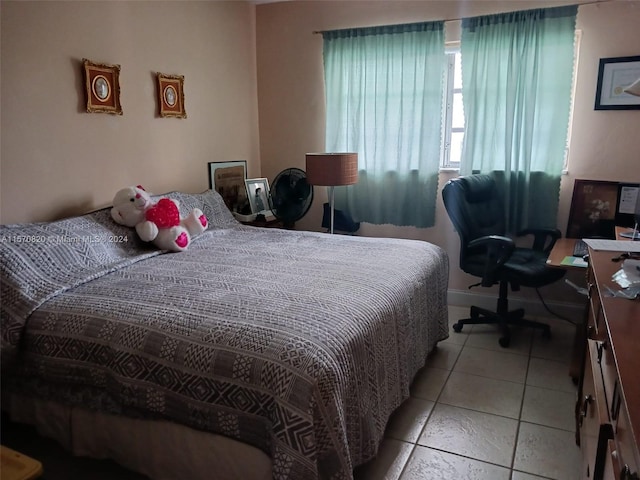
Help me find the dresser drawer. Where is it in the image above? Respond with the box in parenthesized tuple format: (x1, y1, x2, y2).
(578, 252, 640, 480)
(579, 339, 612, 479)
(614, 402, 640, 479)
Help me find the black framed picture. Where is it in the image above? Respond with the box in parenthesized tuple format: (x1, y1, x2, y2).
(566, 179, 619, 239)
(594, 55, 640, 110)
(245, 177, 271, 214)
(208, 161, 248, 213)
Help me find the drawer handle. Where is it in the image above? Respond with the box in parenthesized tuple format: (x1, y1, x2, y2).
(620, 465, 639, 480)
(597, 341, 605, 363)
(579, 394, 593, 427)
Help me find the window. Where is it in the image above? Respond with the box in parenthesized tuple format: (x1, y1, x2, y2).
(440, 32, 580, 172)
(440, 44, 464, 170)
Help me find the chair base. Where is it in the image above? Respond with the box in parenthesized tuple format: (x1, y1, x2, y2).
(452, 305, 551, 348)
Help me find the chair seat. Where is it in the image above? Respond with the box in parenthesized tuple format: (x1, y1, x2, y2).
(465, 248, 566, 288)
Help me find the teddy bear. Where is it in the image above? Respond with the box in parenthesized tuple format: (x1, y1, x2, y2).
(110, 185, 208, 252)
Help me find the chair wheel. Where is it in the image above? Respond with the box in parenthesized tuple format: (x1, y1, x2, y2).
(499, 336, 510, 348)
(452, 323, 463, 333)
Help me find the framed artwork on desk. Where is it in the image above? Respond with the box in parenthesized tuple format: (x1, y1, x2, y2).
(616, 183, 640, 228)
(208, 160, 248, 214)
(245, 178, 271, 215)
(567, 179, 620, 239)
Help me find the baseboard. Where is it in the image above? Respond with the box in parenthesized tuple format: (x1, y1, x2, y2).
(447, 289, 584, 320)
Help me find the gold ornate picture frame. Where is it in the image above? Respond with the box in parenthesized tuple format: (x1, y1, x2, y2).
(157, 73, 186, 118)
(83, 59, 122, 115)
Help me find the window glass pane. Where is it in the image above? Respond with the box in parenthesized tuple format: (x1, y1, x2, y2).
(452, 92, 465, 129)
(453, 52, 462, 89)
(450, 131, 464, 165)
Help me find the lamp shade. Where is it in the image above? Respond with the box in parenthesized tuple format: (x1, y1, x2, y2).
(623, 77, 640, 97)
(305, 153, 358, 187)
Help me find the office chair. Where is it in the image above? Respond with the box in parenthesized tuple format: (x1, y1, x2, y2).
(442, 175, 566, 348)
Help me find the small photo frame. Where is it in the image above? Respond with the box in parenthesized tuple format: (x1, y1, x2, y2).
(566, 179, 619, 239)
(157, 73, 186, 118)
(208, 160, 248, 213)
(83, 58, 122, 114)
(594, 55, 640, 110)
(245, 178, 271, 214)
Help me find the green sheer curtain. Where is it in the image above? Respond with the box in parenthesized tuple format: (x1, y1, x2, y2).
(323, 22, 444, 228)
(460, 6, 577, 232)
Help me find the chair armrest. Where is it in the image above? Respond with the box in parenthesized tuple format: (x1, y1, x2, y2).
(468, 235, 515, 287)
(517, 228, 561, 254)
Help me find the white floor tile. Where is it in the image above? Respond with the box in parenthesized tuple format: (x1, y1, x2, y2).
(410, 367, 450, 402)
(511, 471, 549, 480)
(513, 422, 581, 480)
(442, 310, 470, 346)
(526, 357, 576, 393)
(454, 346, 529, 384)
(417, 404, 519, 467)
(424, 342, 462, 370)
(400, 446, 510, 480)
(438, 371, 524, 419)
(354, 438, 414, 480)
(530, 320, 577, 365)
(466, 324, 533, 356)
(385, 397, 435, 443)
(520, 385, 576, 432)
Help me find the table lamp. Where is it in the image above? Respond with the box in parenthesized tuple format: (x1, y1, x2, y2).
(305, 153, 358, 234)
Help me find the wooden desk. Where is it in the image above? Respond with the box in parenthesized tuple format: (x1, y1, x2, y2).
(554, 231, 635, 382)
(547, 227, 634, 269)
(576, 249, 640, 479)
(547, 238, 582, 269)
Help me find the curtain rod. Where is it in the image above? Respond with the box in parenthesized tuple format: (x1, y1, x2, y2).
(311, 0, 608, 34)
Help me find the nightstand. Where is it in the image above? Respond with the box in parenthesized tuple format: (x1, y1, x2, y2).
(0, 445, 43, 480)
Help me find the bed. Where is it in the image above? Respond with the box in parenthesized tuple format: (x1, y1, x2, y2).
(0, 189, 449, 480)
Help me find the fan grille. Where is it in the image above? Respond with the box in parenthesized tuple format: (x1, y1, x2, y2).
(270, 168, 313, 225)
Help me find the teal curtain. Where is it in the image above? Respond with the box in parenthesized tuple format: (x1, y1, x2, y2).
(460, 6, 577, 232)
(323, 22, 445, 228)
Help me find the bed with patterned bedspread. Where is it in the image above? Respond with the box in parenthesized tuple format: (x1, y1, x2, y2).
(0, 190, 449, 480)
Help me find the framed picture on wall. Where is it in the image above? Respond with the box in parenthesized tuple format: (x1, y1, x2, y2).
(594, 55, 640, 110)
(566, 179, 619, 239)
(157, 73, 186, 118)
(208, 161, 248, 213)
(83, 58, 122, 115)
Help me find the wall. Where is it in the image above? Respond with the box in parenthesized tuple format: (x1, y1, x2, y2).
(0, 0, 260, 224)
(2, 1, 638, 307)
(255, 0, 640, 306)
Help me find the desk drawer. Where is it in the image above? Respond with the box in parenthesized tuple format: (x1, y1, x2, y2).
(579, 340, 612, 479)
(615, 403, 640, 479)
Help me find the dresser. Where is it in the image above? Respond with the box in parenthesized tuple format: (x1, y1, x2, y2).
(576, 249, 640, 480)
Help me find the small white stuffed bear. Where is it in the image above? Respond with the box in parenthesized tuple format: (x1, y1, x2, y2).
(110, 185, 208, 252)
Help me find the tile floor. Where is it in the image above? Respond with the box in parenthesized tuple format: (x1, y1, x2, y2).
(354, 305, 582, 480)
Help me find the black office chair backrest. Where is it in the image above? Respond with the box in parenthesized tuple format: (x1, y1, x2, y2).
(442, 175, 506, 268)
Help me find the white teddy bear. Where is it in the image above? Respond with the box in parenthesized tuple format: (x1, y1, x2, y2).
(110, 185, 208, 252)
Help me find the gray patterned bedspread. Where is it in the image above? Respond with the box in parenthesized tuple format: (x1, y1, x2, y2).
(1, 190, 449, 480)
